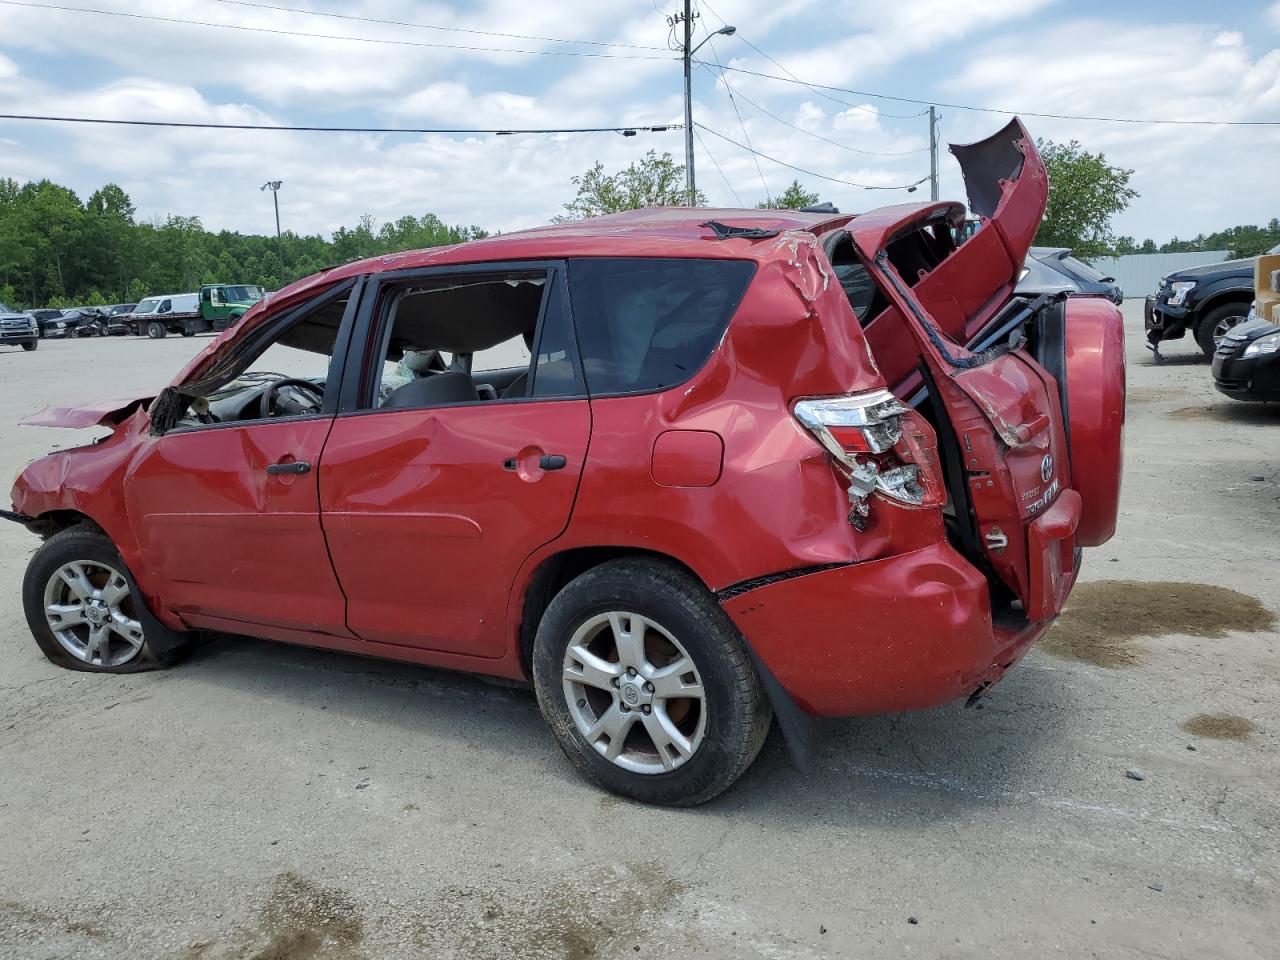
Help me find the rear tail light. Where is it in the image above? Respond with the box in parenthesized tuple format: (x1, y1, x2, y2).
(793, 390, 944, 529)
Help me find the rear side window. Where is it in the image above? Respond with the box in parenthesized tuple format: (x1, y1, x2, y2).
(568, 258, 755, 395)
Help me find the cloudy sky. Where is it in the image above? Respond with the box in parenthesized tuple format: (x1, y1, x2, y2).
(1, 0, 1277, 243)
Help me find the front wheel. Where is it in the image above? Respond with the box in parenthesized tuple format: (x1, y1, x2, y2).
(22, 528, 188, 672)
(21, 340, 37, 351)
(1196, 303, 1249, 356)
(532, 558, 772, 806)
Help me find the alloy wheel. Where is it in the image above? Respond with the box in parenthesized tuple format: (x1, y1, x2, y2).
(42, 560, 145, 667)
(1213, 313, 1246, 345)
(561, 611, 707, 774)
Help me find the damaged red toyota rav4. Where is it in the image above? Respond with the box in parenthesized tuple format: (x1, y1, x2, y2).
(7, 120, 1123, 805)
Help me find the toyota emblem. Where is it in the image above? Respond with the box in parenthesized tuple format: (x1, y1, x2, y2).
(1040, 454, 1054, 484)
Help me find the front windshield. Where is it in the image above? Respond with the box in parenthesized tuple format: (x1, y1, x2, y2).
(133, 298, 160, 315)
(222, 286, 263, 303)
(0, 302, 12, 313)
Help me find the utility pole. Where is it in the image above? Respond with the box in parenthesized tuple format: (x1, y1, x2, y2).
(672, 5, 735, 206)
(928, 106, 939, 202)
(260, 180, 284, 278)
(681, 0, 695, 206)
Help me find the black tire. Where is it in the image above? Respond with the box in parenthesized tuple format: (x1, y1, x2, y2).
(180, 326, 195, 337)
(22, 527, 189, 673)
(532, 558, 772, 806)
(21, 340, 37, 351)
(147, 321, 166, 340)
(1196, 302, 1250, 356)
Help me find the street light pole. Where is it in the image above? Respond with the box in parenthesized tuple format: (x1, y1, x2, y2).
(674, 8, 735, 206)
(260, 180, 284, 279)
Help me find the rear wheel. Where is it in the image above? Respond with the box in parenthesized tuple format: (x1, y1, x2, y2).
(147, 321, 166, 340)
(22, 528, 188, 673)
(1196, 302, 1250, 356)
(532, 558, 771, 806)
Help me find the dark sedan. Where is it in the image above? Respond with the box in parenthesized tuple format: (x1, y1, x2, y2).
(1212, 318, 1280, 402)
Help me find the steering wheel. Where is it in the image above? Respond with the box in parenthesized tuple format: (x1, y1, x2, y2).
(259, 377, 325, 419)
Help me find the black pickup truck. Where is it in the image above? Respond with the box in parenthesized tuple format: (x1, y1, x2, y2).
(1144, 257, 1257, 358)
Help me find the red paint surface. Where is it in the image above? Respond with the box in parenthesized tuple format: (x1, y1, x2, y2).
(123, 417, 351, 635)
(9, 118, 1122, 720)
(722, 541, 1002, 715)
(319, 401, 590, 657)
(1063, 297, 1127, 546)
(650, 430, 724, 487)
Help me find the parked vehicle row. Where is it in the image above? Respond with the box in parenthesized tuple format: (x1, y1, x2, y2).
(3, 283, 266, 345)
(4, 119, 1127, 805)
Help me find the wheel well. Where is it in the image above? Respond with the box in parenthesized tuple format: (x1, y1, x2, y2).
(516, 547, 706, 675)
(1193, 291, 1253, 331)
(26, 509, 103, 539)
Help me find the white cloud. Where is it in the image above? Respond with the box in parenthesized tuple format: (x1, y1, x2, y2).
(948, 19, 1280, 240)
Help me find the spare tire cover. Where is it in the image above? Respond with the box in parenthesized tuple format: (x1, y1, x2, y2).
(1063, 297, 1126, 546)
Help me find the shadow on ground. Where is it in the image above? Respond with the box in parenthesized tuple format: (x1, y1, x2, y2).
(177, 630, 1074, 827)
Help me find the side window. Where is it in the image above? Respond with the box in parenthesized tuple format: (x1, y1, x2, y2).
(159, 299, 172, 314)
(567, 258, 754, 396)
(366, 268, 577, 410)
(155, 284, 353, 433)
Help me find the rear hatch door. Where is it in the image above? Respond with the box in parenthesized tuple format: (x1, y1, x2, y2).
(849, 118, 1079, 621)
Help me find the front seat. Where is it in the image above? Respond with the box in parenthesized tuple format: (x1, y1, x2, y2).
(383, 371, 476, 408)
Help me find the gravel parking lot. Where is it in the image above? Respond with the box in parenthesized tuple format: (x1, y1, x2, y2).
(1, 308, 1277, 960)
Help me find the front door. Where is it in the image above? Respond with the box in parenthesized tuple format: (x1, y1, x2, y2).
(123, 282, 359, 636)
(319, 262, 589, 657)
(125, 418, 349, 634)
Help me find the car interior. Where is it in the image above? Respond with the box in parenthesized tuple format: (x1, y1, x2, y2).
(371, 273, 549, 409)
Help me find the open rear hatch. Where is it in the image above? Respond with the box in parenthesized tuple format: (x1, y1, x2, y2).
(840, 118, 1079, 622)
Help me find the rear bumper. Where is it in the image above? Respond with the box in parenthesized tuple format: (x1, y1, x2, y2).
(722, 540, 1057, 717)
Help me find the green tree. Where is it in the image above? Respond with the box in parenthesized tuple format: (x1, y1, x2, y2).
(757, 179, 821, 210)
(1035, 139, 1138, 259)
(555, 151, 704, 221)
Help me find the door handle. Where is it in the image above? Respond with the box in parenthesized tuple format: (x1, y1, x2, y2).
(503, 453, 567, 472)
(266, 460, 311, 475)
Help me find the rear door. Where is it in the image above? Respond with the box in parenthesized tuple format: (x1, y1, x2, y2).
(848, 119, 1080, 621)
(319, 262, 589, 658)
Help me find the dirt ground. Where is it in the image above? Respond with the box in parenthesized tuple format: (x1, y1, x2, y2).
(1, 306, 1277, 960)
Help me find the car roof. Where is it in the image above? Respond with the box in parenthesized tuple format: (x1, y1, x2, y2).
(270, 207, 853, 302)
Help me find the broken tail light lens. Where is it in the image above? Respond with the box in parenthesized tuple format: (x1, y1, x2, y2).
(793, 391, 945, 520)
(793, 390, 908, 459)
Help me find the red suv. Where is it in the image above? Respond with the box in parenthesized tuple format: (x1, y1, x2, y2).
(6, 120, 1124, 805)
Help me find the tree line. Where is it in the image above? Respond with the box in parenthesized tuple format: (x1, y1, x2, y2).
(0, 177, 487, 310)
(3, 141, 1273, 310)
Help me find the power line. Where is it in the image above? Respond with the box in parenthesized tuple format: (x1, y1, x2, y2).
(697, 18, 771, 202)
(696, 63, 929, 157)
(0, 113, 679, 135)
(211, 0, 668, 52)
(692, 126, 743, 206)
(0, 0, 677, 60)
(695, 123, 929, 191)
(694, 0, 928, 121)
(697, 60, 1280, 127)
